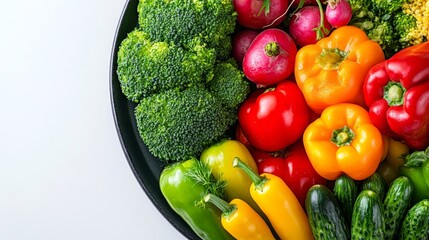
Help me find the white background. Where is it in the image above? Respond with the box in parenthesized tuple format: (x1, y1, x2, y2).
(0, 1, 185, 239)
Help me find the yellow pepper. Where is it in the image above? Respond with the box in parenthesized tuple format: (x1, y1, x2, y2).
(377, 138, 410, 184)
(233, 157, 314, 240)
(200, 139, 258, 206)
(386, 138, 409, 169)
(381, 134, 390, 161)
(295, 25, 385, 114)
(204, 194, 275, 240)
(303, 103, 384, 181)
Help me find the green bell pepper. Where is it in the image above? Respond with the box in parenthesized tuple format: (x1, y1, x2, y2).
(400, 146, 429, 202)
(159, 158, 234, 240)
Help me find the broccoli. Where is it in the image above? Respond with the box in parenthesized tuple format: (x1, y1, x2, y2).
(394, 1, 428, 49)
(211, 35, 233, 60)
(367, 19, 396, 56)
(370, 0, 405, 16)
(348, 0, 376, 30)
(134, 86, 237, 162)
(117, 30, 216, 102)
(119, 1, 247, 162)
(349, 0, 428, 56)
(137, 0, 237, 59)
(348, 0, 371, 16)
(207, 62, 250, 110)
(393, 12, 418, 49)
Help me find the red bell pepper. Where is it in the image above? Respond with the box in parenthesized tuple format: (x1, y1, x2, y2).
(254, 141, 327, 207)
(238, 80, 310, 152)
(363, 41, 429, 150)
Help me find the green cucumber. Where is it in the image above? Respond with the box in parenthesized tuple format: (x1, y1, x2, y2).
(361, 172, 387, 200)
(399, 199, 429, 240)
(333, 174, 358, 227)
(383, 176, 414, 240)
(306, 185, 349, 240)
(351, 190, 384, 240)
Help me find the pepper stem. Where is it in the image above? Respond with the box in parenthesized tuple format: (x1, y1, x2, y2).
(233, 157, 267, 191)
(204, 193, 237, 219)
(264, 42, 280, 57)
(331, 126, 355, 147)
(384, 81, 406, 106)
(316, 48, 348, 70)
(404, 146, 429, 168)
(263, 87, 276, 94)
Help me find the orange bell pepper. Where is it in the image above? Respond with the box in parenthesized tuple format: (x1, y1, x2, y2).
(303, 103, 384, 181)
(295, 25, 385, 114)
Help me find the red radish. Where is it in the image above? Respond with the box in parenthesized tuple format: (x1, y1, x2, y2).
(233, 0, 289, 29)
(325, 0, 352, 28)
(242, 28, 297, 86)
(288, 5, 331, 47)
(232, 29, 259, 64)
(290, 0, 317, 10)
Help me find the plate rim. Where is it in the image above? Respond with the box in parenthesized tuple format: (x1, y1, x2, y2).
(108, 0, 199, 239)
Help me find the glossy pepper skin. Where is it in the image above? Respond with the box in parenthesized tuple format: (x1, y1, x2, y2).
(303, 103, 384, 180)
(204, 194, 275, 240)
(255, 141, 327, 207)
(233, 158, 314, 240)
(377, 138, 409, 185)
(400, 146, 429, 202)
(159, 159, 234, 240)
(200, 139, 263, 218)
(363, 41, 429, 150)
(238, 80, 310, 152)
(295, 25, 385, 114)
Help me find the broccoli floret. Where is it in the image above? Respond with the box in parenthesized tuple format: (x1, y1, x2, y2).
(348, 0, 376, 30)
(394, 1, 429, 48)
(135, 86, 236, 162)
(211, 35, 233, 60)
(350, 0, 428, 54)
(370, 0, 405, 15)
(137, 0, 237, 59)
(393, 12, 418, 49)
(117, 30, 216, 102)
(207, 62, 250, 109)
(349, 0, 371, 14)
(367, 19, 396, 57)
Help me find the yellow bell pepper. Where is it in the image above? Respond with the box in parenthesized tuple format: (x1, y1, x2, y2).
(295, 25, 385, 114)
(386, 138, 409, 169)
(303, 103, 384, 181)
(204, 194, 275, 240)
(377, 138, 410, 184)
(200, 139, 258, 206)
(233, 157, 314, 240)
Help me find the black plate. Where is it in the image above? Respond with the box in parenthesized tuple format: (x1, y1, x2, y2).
(109, 0, 199, 239)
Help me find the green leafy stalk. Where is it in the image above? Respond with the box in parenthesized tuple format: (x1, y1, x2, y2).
(289, 0, 307, 16)
(258, 0, 271, 16)
(186, 158, 226, 199)
(314, 0, 331, 40)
